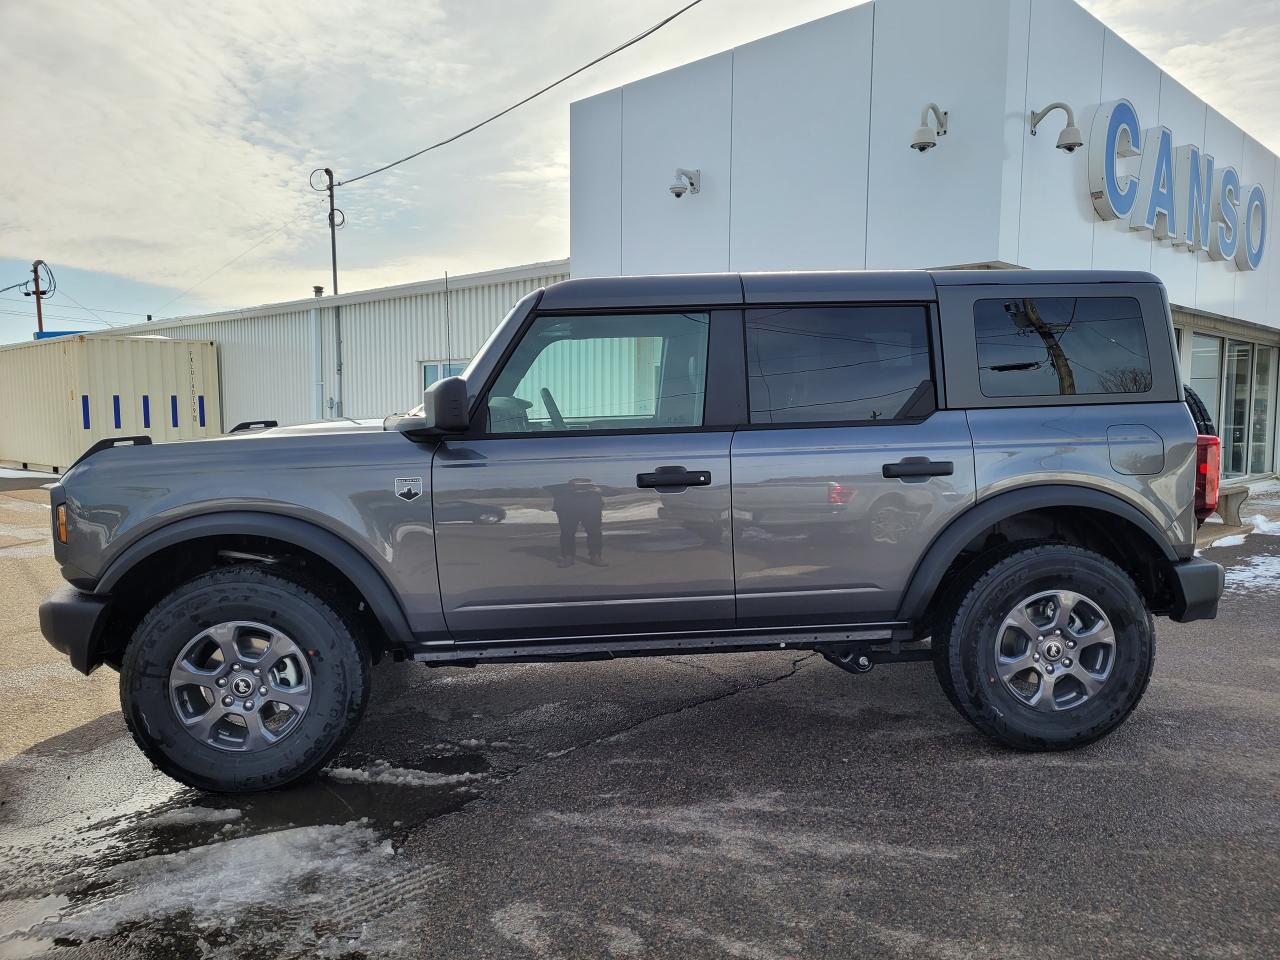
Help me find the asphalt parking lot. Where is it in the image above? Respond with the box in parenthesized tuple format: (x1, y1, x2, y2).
(0, 480, 1276, 959)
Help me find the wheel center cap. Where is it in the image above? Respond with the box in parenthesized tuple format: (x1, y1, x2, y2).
(230, 676, 254, 697)
(1042, 640, 1064, 662)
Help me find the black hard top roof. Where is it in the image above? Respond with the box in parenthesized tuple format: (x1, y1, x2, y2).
(538, 269, 1162, 310)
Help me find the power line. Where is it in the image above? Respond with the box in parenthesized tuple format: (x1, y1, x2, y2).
(0, 308, 115, 326)
(55, 287, 117, 328)
(336, 0, 709, 187)
(152, 197, 327, 316)
(0, 296, 147, 316)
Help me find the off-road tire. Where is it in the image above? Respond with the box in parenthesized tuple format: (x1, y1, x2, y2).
(120, 564, 371, 792)
(933, 544, 1155, 750)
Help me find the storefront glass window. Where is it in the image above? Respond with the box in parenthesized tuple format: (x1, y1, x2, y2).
(1223, 340, 1253, 478)
(1250, 346, 1277, 475)
(1189, 333, 1222, 432)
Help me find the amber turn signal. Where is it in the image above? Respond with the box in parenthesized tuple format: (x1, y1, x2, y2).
(56, 503, 68, 544)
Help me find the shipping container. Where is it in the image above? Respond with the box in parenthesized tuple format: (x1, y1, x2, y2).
(0, 335, 221, 473)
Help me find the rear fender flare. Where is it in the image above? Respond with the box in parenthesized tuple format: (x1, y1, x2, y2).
(896, 485, 1178, 622)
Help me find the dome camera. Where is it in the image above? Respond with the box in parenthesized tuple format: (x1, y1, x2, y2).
(669, 167, 701, 199)
(911, 126, 938, 152)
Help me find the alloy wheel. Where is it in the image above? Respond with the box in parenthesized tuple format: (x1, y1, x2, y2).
(168, 621, 312, 752)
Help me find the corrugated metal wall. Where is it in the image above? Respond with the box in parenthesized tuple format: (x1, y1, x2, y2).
(0, 336, 221, 471)
(105, 260, 569, 429)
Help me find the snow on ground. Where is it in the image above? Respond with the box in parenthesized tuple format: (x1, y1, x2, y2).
(324, 759, 484, 788)
(0, 467, 58, 479)
(1211, 534, 1247, 548)
(145, 807, 242, 830)
(1245, 477, 1280, 500)
(1225, 554, 1280, 594)
(29, 822, 397, 940)
(1246, 514, 1280, 535)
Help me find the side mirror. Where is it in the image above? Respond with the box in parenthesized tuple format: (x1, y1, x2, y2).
(423, 376, 471, 433)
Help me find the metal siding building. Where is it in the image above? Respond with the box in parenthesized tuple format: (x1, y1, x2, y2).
(103, 260, 569, 430)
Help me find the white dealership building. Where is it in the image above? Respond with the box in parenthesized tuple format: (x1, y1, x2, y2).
(570, 0, 1278, 479)
(7, 0, 1277, 482)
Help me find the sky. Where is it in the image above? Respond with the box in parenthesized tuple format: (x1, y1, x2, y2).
(2, 0, 1278, 344)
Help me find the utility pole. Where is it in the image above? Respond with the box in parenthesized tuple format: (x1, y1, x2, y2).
(322, 167, 344, 418)
(29, 260, 45, 333)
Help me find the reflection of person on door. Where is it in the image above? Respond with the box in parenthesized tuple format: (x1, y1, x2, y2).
(550, 478, 607, 568)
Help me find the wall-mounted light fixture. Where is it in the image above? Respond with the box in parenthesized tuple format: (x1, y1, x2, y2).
(910, 103, 948, 152)
(669, 168, 701, 199)
(1029, 102, 1084, 153)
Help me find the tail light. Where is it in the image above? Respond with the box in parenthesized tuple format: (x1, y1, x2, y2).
(1194, 435, 1220, 523)
(828, 482, 854, 505)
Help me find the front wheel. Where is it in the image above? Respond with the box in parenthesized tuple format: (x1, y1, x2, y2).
(120, 565, 371, 792)
(933, 544, 1154, 751)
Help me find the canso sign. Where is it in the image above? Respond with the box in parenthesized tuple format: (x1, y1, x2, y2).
(1090, 99, 1267, 270)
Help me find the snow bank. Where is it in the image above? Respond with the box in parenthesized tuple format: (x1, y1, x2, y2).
(1246, 514, 1280, 535)
(146, 807, 242, 829)
(1211, 534, 1247, 548)
(324, 760, 483, 788)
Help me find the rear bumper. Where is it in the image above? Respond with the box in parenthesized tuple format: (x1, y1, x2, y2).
(1168, 556, 1225, 623)
(39, 585, 112, 675)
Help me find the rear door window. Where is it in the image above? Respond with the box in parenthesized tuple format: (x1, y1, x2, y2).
(974, 296, 1151, 398)
(745, 306, 934, 424)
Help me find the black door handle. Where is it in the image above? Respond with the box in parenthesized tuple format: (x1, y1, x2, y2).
(882, 457, 954, 480)
(637, 465, 712, 489)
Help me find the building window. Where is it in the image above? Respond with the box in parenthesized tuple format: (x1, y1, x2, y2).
(1223, 340, 1253, 478)
(422, 360, 468, 391)
(1189, 333, 1222, 431)
(1250, 346, 1277, 475)
(745, 306, 933, 424)
(974, 297, 1151, 398)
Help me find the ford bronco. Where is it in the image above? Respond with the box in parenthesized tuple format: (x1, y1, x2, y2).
(40, 270, 1225, 792)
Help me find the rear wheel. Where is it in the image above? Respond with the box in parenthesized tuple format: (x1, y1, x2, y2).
(120, 565, 371, 792)
(933, 544, 1154, 750)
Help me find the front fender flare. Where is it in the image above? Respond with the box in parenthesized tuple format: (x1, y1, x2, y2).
(96, 511, 416, 650)
(895, 485, 1179, 623)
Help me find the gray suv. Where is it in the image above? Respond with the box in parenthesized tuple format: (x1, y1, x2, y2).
(39, 270, 1225, 792)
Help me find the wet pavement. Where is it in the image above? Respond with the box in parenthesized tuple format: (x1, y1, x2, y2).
(1, 507, 1278, 957)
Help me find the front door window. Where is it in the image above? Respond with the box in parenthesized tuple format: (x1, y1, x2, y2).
(485, 312, 710, 434)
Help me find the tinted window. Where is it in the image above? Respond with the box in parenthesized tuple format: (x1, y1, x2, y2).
(975, 296, 1151, 398)
(486, 312, 709, 433)
(746, 306, 933, 424)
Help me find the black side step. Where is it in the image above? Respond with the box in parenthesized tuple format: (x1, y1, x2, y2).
(412, 624, 921, 666)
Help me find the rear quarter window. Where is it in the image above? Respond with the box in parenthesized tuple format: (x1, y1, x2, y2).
(974, 296, 1151, 398)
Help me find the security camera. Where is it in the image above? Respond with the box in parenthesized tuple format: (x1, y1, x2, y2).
(669, 167, 701, 198)
(1031, 102, 1084, 154)
(910, 104, 947, 152)
(911, 127, 937, 152)
(1056, 124, 1084, 153)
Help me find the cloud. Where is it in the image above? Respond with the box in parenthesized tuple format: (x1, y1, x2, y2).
(1077, 0, 1280, 150)
(2, 0, 1276, 319)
